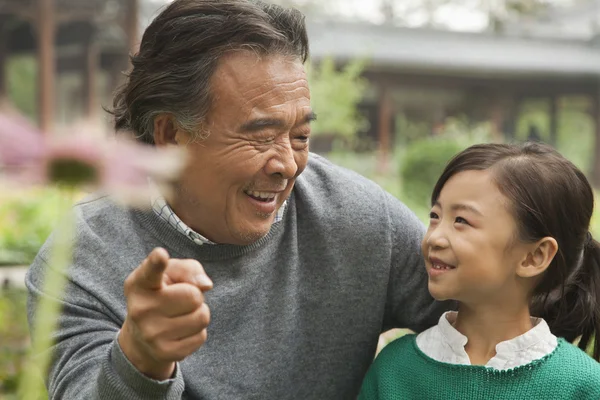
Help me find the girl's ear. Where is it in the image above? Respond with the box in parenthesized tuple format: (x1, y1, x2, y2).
(516, 237, 558, 278)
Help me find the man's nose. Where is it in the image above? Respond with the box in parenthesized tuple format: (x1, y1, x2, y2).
(264, 139, 298, 179)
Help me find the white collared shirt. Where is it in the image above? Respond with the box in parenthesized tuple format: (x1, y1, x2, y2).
(416, 311, 558, 370)
(149, 180, 287, 245)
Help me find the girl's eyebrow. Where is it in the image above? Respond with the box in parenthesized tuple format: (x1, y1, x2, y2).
(434, 201, 484, 217)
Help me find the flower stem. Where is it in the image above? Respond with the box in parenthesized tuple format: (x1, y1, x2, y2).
(19, 192, 75, 399)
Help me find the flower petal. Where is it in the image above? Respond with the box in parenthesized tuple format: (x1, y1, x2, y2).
(102, 137, 188, 207)
(0, 111, 46, 167)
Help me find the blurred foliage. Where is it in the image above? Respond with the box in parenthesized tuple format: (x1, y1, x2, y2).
(515, 97, 594, 173)
(7, 55, 37, 121)
(0, 188, 69, 265)
(0, 289, 28, 395)
(307, 57, 369, 138)
(399, 138, 464, 209)
(398, 117, 493, 209)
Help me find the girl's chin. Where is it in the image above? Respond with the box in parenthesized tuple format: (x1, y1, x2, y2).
(428, 285, 455, 302)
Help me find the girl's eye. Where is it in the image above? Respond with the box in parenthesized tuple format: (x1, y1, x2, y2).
(455, 216, 469, 225)
(429, 211, 439, 219)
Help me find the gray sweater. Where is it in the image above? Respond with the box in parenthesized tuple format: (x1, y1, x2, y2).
(26, 154, 447, 400)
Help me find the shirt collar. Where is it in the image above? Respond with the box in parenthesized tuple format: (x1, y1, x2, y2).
(148, 179, 287, 246)
(437, 311, 556, 360)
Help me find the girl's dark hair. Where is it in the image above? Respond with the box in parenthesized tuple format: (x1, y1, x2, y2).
(432, 142, 600, 360)
(108, 0, 309, 144)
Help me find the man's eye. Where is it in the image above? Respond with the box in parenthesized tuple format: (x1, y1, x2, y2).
(258, 136, 275, 144)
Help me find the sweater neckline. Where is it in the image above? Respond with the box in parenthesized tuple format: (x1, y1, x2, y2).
(408, 334, 566, 375)
(130, 194, 293, 261)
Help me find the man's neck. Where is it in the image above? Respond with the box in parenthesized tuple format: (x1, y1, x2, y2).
(454, 301, 533, 366)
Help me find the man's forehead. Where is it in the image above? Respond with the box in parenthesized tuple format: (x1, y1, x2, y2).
(212, 52, 309, 100)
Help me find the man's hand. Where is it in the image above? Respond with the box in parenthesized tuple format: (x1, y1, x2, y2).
(118, 248, 213, 380)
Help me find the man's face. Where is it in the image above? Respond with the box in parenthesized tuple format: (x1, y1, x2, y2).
(173, 51, 313, 245)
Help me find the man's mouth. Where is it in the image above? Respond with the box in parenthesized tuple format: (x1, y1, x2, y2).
(244, 190, 277, 203)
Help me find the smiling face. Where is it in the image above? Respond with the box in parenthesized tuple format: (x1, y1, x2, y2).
(171, 51, 313, 245)
(421, 169, 532, 306)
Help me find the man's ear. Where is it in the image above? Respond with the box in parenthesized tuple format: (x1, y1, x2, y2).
(516, 237, 558, 278)
(153, 114, 189, 146)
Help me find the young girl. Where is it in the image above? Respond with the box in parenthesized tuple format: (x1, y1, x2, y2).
(360, 142, 600, 399)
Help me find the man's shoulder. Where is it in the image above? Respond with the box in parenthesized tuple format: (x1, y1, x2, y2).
(298, 153, 392, 211)
(298, 153, 424, 232)
(73, 193, 131, 225)
(302, 153, 384, 193)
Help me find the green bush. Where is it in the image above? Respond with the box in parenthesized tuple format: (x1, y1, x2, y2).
(399, 138, 464, 209)
(307, 57, 369, 138)
(0, 289, 29, 394)
(0, 189, 67, 265)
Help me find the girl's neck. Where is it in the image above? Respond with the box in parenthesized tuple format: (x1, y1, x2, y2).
(453, 302, 533, 366)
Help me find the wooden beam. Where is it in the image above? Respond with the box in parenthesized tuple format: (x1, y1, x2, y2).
(0, 4, 36, 21)
(82, 39, 98, 119)
(0, 24, 6, 101)
(504, 95, 520, 141)
(490, 95, 505, 142)
(361, 70, 598, 97)
(0, 3, 102, 22)
(126, 0, 139, 58)
(549, 96, 559, 147)
(38, 0, 56, 133)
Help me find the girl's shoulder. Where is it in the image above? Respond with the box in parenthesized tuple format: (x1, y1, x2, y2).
(373, 334, 420, 366)
(552, 338, 600, 376)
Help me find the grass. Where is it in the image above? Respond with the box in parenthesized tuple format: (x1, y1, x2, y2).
(0, 288, 28, 396)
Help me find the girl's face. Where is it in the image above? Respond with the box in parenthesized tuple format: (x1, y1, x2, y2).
(421, 169, 530, 306)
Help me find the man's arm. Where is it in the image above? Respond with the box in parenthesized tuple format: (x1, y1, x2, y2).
(381, 192, 454, 333)
(26, 255, 186, 400)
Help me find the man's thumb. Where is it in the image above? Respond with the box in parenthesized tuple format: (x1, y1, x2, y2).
(138, 247, 169, 289)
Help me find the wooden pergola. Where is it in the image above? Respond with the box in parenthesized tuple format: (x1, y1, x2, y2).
(0, 0, 139, 133)
(308, 20, 600, 184)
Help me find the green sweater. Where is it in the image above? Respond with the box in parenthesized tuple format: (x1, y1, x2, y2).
(359, 335, 600, 400)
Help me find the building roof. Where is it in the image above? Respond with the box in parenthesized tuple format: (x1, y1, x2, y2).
(307, 19, 600, 78)
(502, 0, 600, 40)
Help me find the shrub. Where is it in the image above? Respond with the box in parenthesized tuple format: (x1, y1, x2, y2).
(399, 138, 464, 209)
(0, 289, 29, 395)
(307, 57, 369, 138)
(0, 189, 67, 265)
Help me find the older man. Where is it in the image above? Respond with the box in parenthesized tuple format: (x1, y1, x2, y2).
(26, 1, 447, 399)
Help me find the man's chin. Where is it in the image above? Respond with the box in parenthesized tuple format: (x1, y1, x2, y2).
(232, 228, 271, 246)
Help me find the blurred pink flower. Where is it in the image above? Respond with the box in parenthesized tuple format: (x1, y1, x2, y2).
(0, 111, 186, 206)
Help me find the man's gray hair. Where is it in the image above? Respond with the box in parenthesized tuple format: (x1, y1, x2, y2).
(108, 0, 309, 144)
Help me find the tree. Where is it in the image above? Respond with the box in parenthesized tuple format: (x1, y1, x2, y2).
(307, 57, 369, 139)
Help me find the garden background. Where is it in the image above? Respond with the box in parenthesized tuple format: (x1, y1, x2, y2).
(2, 0, 600, 397)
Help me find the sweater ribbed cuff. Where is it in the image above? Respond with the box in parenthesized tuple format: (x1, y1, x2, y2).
(99, 336, 185, 399)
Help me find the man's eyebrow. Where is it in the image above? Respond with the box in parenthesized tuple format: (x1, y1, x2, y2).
(304, 111, 318, 123)
(240, 118, 284, 132)
(434, 201, 484, 216)
(240, 111, 317, 133)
